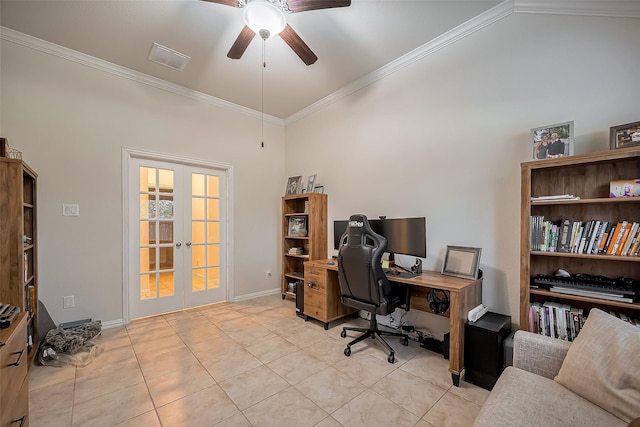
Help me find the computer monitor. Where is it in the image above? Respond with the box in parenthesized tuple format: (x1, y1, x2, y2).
(333, 216, 427, 258)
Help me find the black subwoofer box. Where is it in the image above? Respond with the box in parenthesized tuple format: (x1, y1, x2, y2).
(464, 312, 511, 391)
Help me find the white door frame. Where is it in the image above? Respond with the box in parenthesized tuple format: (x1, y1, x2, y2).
(122, 147, 234, 324)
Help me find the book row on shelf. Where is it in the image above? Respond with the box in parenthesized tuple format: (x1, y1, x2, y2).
(529, 302, 640, 341)
(530, 216, 640, 256)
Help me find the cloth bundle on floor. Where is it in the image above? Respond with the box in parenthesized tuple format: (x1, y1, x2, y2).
(44, 320, 102, 354)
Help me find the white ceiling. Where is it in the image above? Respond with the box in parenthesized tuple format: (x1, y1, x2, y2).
(2, 0, 504, 119)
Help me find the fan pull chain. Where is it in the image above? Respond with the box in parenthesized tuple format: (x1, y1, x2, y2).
(261, 38, 266, 148)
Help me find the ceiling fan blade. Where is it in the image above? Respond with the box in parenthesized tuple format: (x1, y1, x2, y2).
(227, 25, 255, 59)
(200, 0, 240, 7)
(279, 25, 318, 65)
(285, 0, 350, 13)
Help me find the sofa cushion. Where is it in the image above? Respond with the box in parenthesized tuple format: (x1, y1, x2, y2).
(473, 366, 626, 427)
(554, 308, 640, 423)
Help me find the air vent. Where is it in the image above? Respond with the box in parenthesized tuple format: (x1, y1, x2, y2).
(148, 43, 190, 71)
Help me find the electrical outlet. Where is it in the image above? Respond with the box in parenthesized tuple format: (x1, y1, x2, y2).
(63, 295, 75, 309)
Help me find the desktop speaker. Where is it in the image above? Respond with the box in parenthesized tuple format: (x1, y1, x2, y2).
(427, 289, 449, 314)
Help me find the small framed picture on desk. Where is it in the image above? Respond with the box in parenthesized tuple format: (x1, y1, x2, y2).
(442, 246, 482, 280)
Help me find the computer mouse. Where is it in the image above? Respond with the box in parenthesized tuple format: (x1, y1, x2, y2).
(327, 260, 335, 265)
(555, 269, 570, 277)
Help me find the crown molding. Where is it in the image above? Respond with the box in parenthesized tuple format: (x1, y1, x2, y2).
(0, 26, 285, 127)
(285, 0, 639, 125)
(514, 1, 640, 18)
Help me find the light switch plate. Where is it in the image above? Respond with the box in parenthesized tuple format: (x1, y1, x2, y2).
(62, 204, 79, 217)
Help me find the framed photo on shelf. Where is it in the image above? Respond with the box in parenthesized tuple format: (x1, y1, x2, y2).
(441, 246, 482, 280)
(285, 176, 302, 195)
(610, 121, 640, 149)
(288, 216, 308, 237)
(313, 185, 324, 194)
(306, 174, 317, 193)
(531, 121, 574, 160)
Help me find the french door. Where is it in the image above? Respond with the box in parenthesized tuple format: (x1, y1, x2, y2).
(128, 157, 227, 319)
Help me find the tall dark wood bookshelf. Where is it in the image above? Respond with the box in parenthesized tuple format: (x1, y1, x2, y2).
(520, 147, 640, 330)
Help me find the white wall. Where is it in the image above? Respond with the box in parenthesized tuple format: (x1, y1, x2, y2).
(285, 13, 640, 330)
(1, 41, 286, 325)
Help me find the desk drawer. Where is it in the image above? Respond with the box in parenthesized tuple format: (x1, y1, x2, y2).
(304, 266, 327, 292)
(1, 375, 28, 427)
(0, 314, 28, 424)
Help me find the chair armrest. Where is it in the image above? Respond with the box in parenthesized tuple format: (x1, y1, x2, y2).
(513, 330, 572, 379)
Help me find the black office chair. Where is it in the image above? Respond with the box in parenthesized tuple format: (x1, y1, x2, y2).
(337, 214, 410, 363)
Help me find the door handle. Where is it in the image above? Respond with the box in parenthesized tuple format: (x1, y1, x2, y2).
(176, 242, 182, 248)
(186, 241, 192, 247)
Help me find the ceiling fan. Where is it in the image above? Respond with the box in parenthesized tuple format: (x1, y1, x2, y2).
(202, 0, 351, 65)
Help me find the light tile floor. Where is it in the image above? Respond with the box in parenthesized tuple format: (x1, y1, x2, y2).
(29, 294, 489, 427)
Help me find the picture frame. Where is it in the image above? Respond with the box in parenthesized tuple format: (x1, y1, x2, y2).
(285, 176, 302, 195)
(610, 121, 640, 149)
(531, 121, 574, 160)
(313, 185, 324, 194)
(288, 216, 307, 237)
(306, 174, 317, 193)
(441, 246, 482, 280)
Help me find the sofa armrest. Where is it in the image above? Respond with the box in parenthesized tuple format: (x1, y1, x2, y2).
(513, 330, 572, 379)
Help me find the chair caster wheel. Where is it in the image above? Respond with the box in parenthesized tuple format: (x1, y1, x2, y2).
(403, 337, 409, 346)
(344, 347, 351, 357)
(341, 330, 347, 338)
(388, 354, 395, 363)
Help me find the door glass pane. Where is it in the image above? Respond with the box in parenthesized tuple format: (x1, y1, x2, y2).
(192, 245, 205, 268)
(207, 244, 219, 266)
(207, 222, 219, 243)
(208, 267, 220, 289)
(192, 269, 206, 292)
(158, 169, 174, 193)
(140, 273, 157, 299)
(158, 221, 174, 244)
(192, 222, 205, 244)
(159, 271, 175, 297)
(207, 199, 219, 221)
(140, 195, 155, 219)
(207, 175, 219, 197)
(192, 174, 205, 197)
(140, 248, 156, 272)
(140, 221, 156, 245)
(159, 246, 174, 270)
(192, 198, 205, 220)
(140, 167, 156, 192)
(158, 195, 174, 219)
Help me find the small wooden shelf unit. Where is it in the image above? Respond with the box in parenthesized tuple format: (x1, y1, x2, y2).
(520, 147, 640, 329)
(281, 193, 327, 300)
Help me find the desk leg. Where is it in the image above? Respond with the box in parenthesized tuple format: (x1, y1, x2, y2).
(447, 280, 482, 387)
(451, 373, 460, 387)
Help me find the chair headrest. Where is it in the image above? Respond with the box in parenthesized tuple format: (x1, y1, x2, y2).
(346, 214, 374, 238)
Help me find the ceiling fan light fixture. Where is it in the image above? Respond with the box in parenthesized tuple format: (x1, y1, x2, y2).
(243, 0, 286, 39)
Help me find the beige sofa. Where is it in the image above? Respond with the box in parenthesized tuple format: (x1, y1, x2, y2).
(473, 309, 640, 427)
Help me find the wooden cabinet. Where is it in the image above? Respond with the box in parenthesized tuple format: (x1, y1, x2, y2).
(520, 147, 640, 329)
(281, 193, 327, 300)
(0, 313, 29, 427)
(1, 158, 38, 362)
(303, 260, 357, 329)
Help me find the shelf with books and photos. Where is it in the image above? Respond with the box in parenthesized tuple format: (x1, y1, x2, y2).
(520, 147, 640, 333)
(281, 193, 327, 300)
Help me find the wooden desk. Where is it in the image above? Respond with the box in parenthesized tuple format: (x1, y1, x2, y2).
(303, 259, 483, 386)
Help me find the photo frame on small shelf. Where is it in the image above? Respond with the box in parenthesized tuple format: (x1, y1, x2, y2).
(306, 174, 317, 193)
(285, 176, 302, 195)
(313, 185, 324, 194)
(288, 216, 308, 237)
(531, 121, 574, 160)
(610, 121, 640, 149)
(442, 246, 482, 280)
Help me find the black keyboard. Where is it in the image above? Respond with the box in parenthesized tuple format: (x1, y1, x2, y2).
(532, 275, 638, 299)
